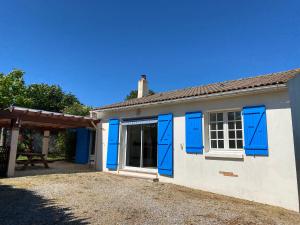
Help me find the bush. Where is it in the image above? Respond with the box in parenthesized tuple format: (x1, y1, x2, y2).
(55, 130, 77, 162)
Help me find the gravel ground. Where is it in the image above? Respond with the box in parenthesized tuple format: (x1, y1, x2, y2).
(1, 162, 300, 225)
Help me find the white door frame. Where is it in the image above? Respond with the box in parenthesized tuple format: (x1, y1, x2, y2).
(121, 124, 157, 173)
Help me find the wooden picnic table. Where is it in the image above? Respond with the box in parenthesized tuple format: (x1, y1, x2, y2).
(17, 152, 49, 169)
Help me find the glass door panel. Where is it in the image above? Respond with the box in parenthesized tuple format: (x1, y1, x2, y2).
(142, 124, 157, 168)
(126, 125, 141, 167)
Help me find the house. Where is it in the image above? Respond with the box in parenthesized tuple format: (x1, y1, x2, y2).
(91, 68, 300, 212)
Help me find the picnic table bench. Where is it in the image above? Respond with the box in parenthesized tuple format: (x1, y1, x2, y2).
(17, 152, 49, 169)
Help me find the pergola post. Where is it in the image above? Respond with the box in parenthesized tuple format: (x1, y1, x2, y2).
(7, 122, 20, 177)
(42, 130, 50, 158)
(0, 128, 4, 147)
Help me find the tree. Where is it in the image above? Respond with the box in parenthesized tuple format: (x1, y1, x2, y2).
(125, 89, 155, 100)
(0, 70, 31, 109)
(61, 93, 80, 109)
(63, 102, 91, 116)
(0, 69, 91, 116)
(0, 69, 92, 161)
(25, 84, 80, 112)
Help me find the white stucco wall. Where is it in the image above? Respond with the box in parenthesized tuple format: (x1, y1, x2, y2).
(95, 89, 299, 211)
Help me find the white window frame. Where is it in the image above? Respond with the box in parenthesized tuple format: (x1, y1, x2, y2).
(209, 112, 226, 150)
(227, 111, 244, 150)
(206, 109, 244, 156)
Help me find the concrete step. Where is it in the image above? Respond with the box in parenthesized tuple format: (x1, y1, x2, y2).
(118, 169, 159, 182)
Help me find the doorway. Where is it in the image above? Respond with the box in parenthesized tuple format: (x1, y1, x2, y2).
(125, 123, 157, 169)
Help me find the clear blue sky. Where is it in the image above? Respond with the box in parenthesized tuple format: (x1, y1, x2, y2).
(0, 0, 299, 107)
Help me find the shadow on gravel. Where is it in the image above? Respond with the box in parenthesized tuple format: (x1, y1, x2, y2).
(0, 185, 89, 225)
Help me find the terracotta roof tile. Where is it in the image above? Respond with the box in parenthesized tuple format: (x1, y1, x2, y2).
(95, 68, 300, 110)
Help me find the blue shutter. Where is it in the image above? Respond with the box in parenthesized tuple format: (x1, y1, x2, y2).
(243, 106, 269, 156)
(158, 114, 173, 176)
(75, 128, 90, 164)
(106, 119, 120, 170)
(185, 112, 203, 154)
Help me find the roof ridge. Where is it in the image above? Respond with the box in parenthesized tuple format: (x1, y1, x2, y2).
(222, 67, 300, 83)
(140, 67, 300, 96)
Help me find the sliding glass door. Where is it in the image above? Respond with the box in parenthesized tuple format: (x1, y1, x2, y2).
(125, 123, 157, 169)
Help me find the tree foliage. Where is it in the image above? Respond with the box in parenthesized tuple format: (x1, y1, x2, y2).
(63, 102, 91, 116)
(55, 130, 77, 161)
(0, 70, 90, 116)
(0, 70, 31, 108)
(26, 84, 80, 112)
(125, 89, 155, 100)
(0, 69, 92, 160)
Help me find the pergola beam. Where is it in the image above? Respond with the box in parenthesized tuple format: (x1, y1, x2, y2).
(0, 107, 99, 129)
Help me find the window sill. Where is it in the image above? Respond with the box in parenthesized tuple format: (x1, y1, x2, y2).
(205, 151, 244, 159)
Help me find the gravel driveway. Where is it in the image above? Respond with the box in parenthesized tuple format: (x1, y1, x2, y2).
(1, 166, 300, 225)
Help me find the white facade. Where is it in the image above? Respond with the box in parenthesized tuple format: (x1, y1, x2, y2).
(94, 87, 299, 212)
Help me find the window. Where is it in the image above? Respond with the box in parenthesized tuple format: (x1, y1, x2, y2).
(209, 113, 224, 149)
(209, 111, 243, 150)
(228, 112, 243, 149)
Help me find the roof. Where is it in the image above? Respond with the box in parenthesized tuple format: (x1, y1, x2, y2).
(95, 68, 300, 111)
(0, 106, 99, 130)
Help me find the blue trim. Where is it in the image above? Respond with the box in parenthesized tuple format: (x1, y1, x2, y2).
(253, 149, 269, 156)
(106, 119, 120, 170)
(158, 168, 173, 176)
(185, 111, 203, 154)
(245, 149, 268, 156)
(243, 105, 269, 156)
(185, 111, 203, 115)
(75, 128, 90, 164)
(157, 113, 173, 177)
(243, 104, 266, 109)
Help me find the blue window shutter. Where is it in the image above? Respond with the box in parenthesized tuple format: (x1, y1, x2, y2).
(75, 128, 90, 164)
(106, 119, 120, 170)
(243, 106, 269, 156)
(158, 114, 173, 177)
(185, 112, 203, 154)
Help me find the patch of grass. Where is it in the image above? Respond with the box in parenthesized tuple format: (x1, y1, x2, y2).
(17, 154, 65, 161)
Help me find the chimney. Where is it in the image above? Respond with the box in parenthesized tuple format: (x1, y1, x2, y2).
(137, 75, 149, 98)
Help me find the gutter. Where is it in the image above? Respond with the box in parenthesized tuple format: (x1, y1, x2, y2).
(92, 84, 287, 113)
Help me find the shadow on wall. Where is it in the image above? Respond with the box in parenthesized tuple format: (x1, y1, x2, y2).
(0, 185, 89, 225)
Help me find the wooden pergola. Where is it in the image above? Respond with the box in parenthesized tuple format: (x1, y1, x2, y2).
(0, 106, 100, 177)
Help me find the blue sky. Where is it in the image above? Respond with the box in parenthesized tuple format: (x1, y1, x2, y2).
(0, 0, 299, 107)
